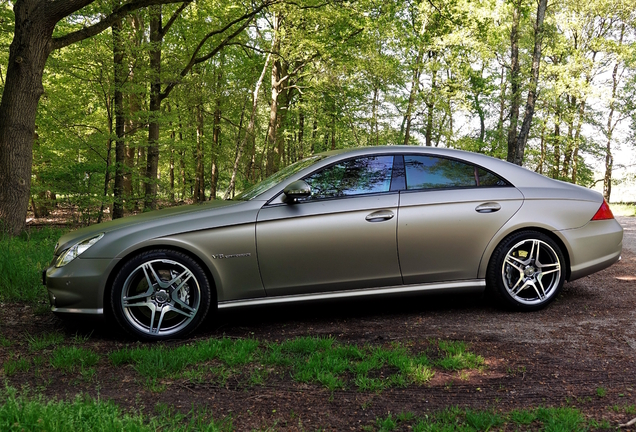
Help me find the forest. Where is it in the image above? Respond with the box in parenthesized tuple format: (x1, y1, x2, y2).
(0, 0, 634, 235)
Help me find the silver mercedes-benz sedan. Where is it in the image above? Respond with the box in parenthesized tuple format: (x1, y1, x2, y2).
(44, 146, 623, 340)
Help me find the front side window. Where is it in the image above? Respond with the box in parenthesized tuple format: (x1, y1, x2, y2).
(304, 156, 394, 200)
(234, 155, 326, 200)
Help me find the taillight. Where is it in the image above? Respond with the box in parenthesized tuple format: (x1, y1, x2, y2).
(591, 199, 614, 220)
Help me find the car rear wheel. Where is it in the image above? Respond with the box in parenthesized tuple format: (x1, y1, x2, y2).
(111, 250, 211, 340)
(487, 231, 565, 311)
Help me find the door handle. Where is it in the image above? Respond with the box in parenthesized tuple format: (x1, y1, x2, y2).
(475, 202, 501, 213)
(365, 210, 395, 222)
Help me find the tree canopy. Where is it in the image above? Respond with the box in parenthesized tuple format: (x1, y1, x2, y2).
(0, 0, 635, 233)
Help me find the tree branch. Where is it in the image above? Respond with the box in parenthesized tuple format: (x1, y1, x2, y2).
(161, 1, 192, 37)
(51, 0, 186, 50)
(161, 1, 274, 99)
(43, 0, 95, 24)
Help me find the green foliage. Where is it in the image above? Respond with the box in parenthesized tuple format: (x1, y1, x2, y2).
(435, 340, 485, 371)
(0, 227, 66, 303)
(50, 347, 100, 373)
(0, 387, 232, 432)
(1, 0, 633, 223)
(26, 331, 64, 351)
(408, 407, 587, 432)
(110, 336, 451, 391)
(612, 203, 636, 216)
(3, 358, 31, 377)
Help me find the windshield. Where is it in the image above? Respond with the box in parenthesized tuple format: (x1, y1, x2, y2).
(233, 155, 327, 200)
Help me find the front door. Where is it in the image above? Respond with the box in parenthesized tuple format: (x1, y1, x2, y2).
(256, 155, 402, 296)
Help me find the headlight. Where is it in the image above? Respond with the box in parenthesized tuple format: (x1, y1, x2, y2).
(55, 233, 104, 267)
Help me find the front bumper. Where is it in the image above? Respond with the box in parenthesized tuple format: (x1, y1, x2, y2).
(44, 257, 118, 315)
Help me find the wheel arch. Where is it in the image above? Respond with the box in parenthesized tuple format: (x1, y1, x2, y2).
(102, 243, 219, 319)
(480, 226, 572, 282)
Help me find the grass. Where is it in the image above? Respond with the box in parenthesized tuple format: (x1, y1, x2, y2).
(0, 387, 232, 432)
(26, 331, 64, 351)
(371, 407, 591, 431)
(109, 336, 446, 392)
(611, 202, 636, 217)
(0, 227, 66, 303)
(435, 340, 485, 371)
(1, 385, 607, 432)
(3, 357, 31, 377)
(50, 346, 100, 372)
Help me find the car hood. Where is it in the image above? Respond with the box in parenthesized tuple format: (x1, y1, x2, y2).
(55, 199, 264, 257)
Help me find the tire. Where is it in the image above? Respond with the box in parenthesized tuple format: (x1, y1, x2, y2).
(111, 249, 212, 340)
(487, 230, 565, 311)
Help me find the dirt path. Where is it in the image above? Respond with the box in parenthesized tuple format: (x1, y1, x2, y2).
(618, 216, 636, 253)
(1, 218, 635, 430)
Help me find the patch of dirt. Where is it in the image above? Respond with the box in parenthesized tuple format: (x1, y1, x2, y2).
(1, 231, 636, 430)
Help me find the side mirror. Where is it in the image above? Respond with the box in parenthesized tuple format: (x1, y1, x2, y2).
(283, 180, 311, 203)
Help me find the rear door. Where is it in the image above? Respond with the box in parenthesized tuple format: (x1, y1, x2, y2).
(397, 155, 524, 284)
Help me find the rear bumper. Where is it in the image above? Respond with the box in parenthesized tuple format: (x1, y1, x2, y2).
(559, 219, 623, 281)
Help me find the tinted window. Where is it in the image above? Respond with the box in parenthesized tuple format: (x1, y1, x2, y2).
(304, 156, 394, 199)
(235, 155, 327, 200)
(405, 156, 476, 190)
(477, 168, 508, 187)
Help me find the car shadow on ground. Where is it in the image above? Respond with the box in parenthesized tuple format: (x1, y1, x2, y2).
(52, 290, 494, 342)
(204, 290, 493, 335)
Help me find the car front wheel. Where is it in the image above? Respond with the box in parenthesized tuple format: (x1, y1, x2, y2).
(111, 250, 211, 340)
(487, 231, 565, 311)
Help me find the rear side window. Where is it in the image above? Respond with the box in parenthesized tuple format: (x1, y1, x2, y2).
(405, 156, 475, 189)
(477, 167, 508, 186)
(304, 156, 394, 199)
(404, 155, 508, 190)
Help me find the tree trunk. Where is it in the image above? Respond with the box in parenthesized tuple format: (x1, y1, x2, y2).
(497, 65, 507, 142)
(551, 113, 561, 179)
(210, 54, 223, 200)
(571, 100, 586, 184)
(123, 11, 144, 206)
(372, 86, 379, 145)
(513, 0, 548, 166)
(194, 104, 205, 203)
(475, 94, 485, 143)
(112, 16, 126, 219)
(297, 91, 305, 159)
(311, 119, 318, 155)
(536, 121, 546, 174)
(331, 114, 336, 150)
(603, 25, 624, 202)
(265, 13, 284, 176)
(506, 0, 522, 164)
(425, 69, 437, 147)
(275, 76, 290, 166)
(169, 145, 175, 201)
(144, 5, 162, 210)
(562, 96, 575, 178)
(0, 2, 54, 234)
(403, 48, 424, 145)
(603, 64, 619, 202)
(225, 48, 273, 199)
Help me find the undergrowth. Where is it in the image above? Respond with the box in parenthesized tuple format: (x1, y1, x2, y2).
(109, 336, 483, 392)
(0, 227, 65, 302)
